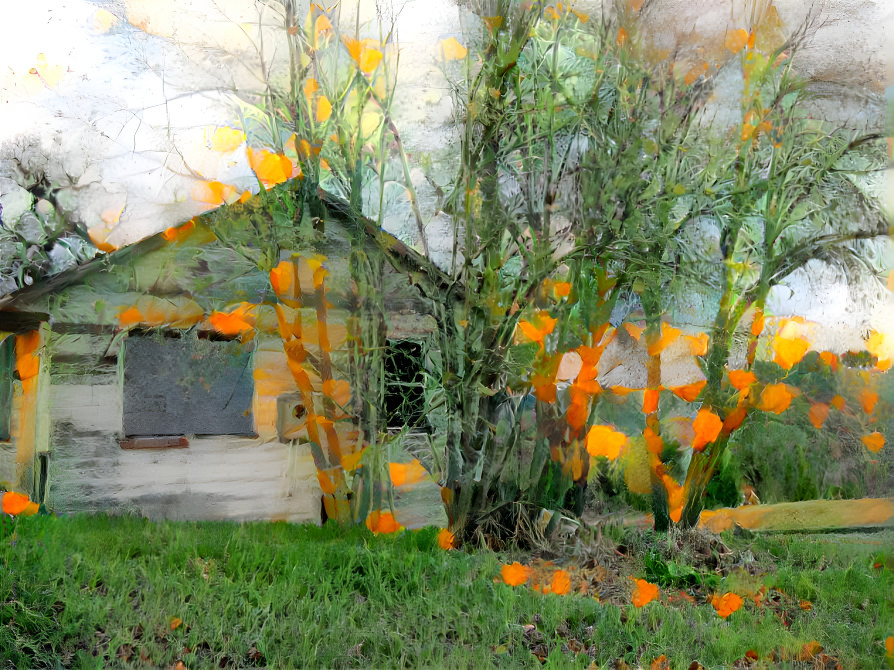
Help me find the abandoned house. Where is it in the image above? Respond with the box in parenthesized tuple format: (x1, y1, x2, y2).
(0, 191, 440, 523)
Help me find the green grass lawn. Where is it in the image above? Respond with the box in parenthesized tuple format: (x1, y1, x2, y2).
(1, 514, 891, 669)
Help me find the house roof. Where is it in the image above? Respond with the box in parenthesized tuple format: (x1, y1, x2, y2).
(0, 186, 454, 320)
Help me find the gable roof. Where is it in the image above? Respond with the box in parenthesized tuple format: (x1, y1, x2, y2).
(0, 187, 453, 318)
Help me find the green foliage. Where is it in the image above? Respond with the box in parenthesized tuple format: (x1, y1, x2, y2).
(643, 553, 720, 591)
(2, 515, 890, 668)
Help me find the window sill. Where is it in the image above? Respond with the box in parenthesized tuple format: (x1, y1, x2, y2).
(120, 436, 189, 450)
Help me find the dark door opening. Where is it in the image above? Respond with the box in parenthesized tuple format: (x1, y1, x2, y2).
(383, 340, 427, 432)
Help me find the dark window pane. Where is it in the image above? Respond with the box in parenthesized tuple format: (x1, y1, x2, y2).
(123, 334, 254, 437)
(0, 336, 14, 441)
(384, 340, 427, 431)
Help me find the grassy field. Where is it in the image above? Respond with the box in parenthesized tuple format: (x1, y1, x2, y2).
(1, 514, 891, 669)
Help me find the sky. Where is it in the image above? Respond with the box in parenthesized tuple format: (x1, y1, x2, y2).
(0, 0, 891, 354)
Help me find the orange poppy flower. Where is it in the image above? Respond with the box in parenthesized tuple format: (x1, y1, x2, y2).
(685, 333, 709, 356)
(727, 369, 757, 390)
(366, 510, 402, 534)
(758, 383, 793, 414)
(647, 323, 681, 357)
(750, 309, 765, 337)
(711, 592, 743, 618)
(642, 389, 661, 414)
(566, 395, 590, 431)
(858, 388, 878, 415)
(207, 303, 256, 338)
(550, 569, 571, 595)
(437, 528, 456, 550)
(725, 28, 748, 54)
(773, 335, 810, 370)
(389, 459, 429, 489)
(585, 425, 628, 460)
(1, 491, 38, 516)
(807, 403, 829, 429)
(670, 380, 706, 402)
(623, 322, 644, 341)
(630, 578, 659, 607)
(501, 562, 534, 586)
(861, 432, 885, 453)
(518, 311, 558, 348)
(818, 351, 838, 371)
(691, 408, 723, 452)
(722, 406, 747, 433)
(439, 37, 467, 61)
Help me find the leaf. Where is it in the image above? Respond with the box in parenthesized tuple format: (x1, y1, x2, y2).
(437, 528, 455, 550)
(861, 432, 885, 453)
(585, 425, 628, 460)
(439, 37, 467, 61)
(807, 403, 829, 429)
(630, 578, 659, 607)
(501, 562, 533, 586)
(691, 409, 723, 452)
(711, 592, 743, 618)
(758, 383, 793, 414)
(550, 569, 571, 596)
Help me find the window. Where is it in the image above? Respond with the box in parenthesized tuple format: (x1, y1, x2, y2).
(0, 336, 14, 441)
(383, 340, 427, 432)
(122, 332, 254, 439)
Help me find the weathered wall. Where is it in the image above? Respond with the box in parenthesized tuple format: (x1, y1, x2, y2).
(5, 212, 437, 520)
(43, 326, 322, 521)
